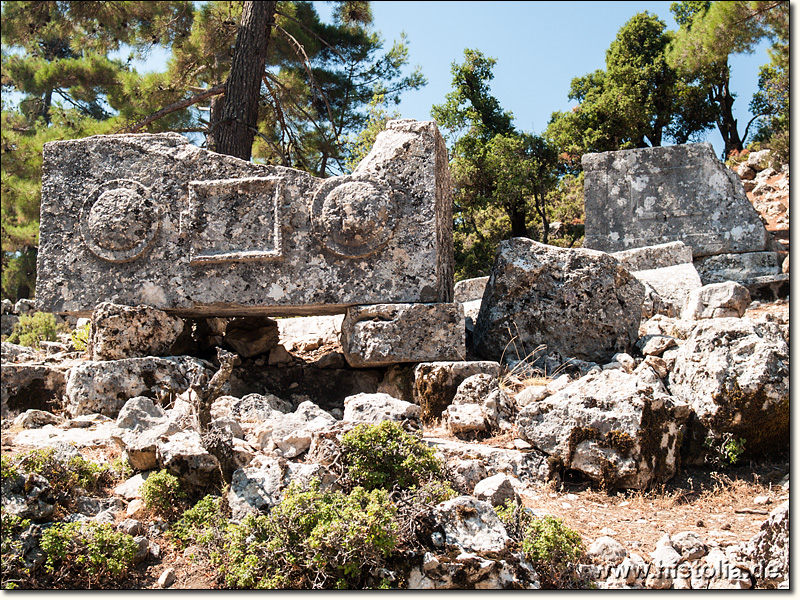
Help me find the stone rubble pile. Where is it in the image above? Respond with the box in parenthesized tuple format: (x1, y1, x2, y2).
(1, 133, 790, 589)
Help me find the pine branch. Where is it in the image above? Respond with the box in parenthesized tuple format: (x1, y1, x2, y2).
(125, 84, 225, 133)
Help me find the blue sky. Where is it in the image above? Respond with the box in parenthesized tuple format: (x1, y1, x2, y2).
(310, 0, 773, 159)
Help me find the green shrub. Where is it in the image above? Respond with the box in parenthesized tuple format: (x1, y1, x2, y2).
(7, 312, 65, 348)
(520, 515, 585, 589)
(170, 494, 227, 551)
(140, 469, 184, 518)
(39, 522, 136, 587)
(2, 511, 33, 588)
(222, 481, 399, 589)
(16, 447, 111, 492)
(704, 433, 747, 467)
(1, 455, 19, 481)
(71, 322, 91, 352)
(340, 421, 442, 491)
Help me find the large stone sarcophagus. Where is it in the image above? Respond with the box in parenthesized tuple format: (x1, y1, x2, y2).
(36, 119, 455, 317)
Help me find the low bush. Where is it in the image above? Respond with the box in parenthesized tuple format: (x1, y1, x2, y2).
(12, 448, 115, 514)
(221, 481, 398, 589)
(6, 312, 66, 348)
(140, 469, 185, 518)
(340, 421, 442, 491)
(170, 493, 227, 552)
(1, 511, 33, 589)
(71, 322, 91, 352)
(39, 522, 137, 587)
(520, 514, 585, 589)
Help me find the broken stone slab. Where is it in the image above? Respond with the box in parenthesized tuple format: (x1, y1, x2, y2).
(669, 318, 789, 462)
(443, 374, 515, 436)
(472, 474, 519, 507)
(694, 251, 781, 285)
(340, 302, 465, 367)
(454, 276, 490, 303)
(1, 363, 67, 420)
(13, 409, 64, 429)
(90, 302, 185, 361)
(342, 392, 421, 428)
(583, 142, 771, 257)
(681, 281, 751, 320)
(732, 501, 788, 588)
(250, 401, 337, 457)
(1, 341, 36, 363)
(157, 430, 221, 489)
(611, 241, 694, 272)
(65, 356, 214, 418)
(516, 368, 691, 489)
(227, 455, 286, 522)
(424, 437, 554, 487)
(412, 361, 501, 423)
(37, 119, 454, 318)
(632, 263, 703, 319)
(434, 496, 512, 554)
(473, 238, 645, 365)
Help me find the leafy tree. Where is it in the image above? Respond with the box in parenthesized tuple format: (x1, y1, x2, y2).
(667, 0, 789, 158)
(546, 11, 713, 161)
(1, 1, 424, 300)
(432, 49, 563, 279)
(344, 92, 400, 172)
(1, 1, 192, 300)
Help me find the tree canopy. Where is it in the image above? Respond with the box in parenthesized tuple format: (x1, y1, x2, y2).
(1, 0, 425, 300)
(433, 50, 568, 280)
(667, 0, 789, 158)
(546, 11, 714, 162)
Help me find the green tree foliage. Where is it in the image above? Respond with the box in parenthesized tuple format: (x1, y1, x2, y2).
(1, 1, 425, 300)
(547, 11, 713, 162)
(432, 49, 562, 280)
(667, 0, 789, 158)
(344, 92, 400, 172)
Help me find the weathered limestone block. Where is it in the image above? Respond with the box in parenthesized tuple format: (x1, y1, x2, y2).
(694, 252, 781, 285)
(342, 392, 421, 427)
(583, 143, 771, 257)
(434, 496, 512, 554)
(412, 361, 501, 422)
(611, 241, 702, 318)
(635, 264, 703, 319)
(734, 501, 788, 588)
(472, 474, 519, 507)
(340, 302, 465, 367)
(611, 241, 694, 272)
(65, 356, 213, 418)
(425, 438, 554, 487)
(454, 276, 490, 303)
(681, 281, 751, 320)
(37, 119, 454, 317)
(221, 316, 279, 358)
(1, 364, 67, 419)
(90, 302, 185, 361)
(669, 318, 789, 462)
(443, 374, 515, 436)
(516, 368, 690, 489)
(473, 238, 645, 364)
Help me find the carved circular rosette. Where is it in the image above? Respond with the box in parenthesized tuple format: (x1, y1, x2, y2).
(310, 177, 397, 258)
(80, 179, 160, 263)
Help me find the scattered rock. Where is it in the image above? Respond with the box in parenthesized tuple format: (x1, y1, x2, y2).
(473, 238, 644, 364)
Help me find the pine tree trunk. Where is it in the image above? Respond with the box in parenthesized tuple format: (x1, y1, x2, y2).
(214, 1, 276, 161)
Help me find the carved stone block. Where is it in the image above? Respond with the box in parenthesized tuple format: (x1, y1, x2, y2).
(583, 143, 771, 258)
(36, 120, 454, 317)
